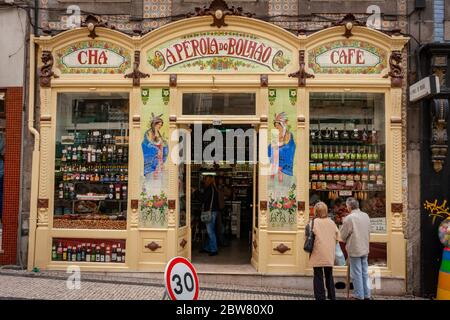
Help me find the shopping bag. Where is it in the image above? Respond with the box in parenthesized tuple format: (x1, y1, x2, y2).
(335, 242, 346, 266)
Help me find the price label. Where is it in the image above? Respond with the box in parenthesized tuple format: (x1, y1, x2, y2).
(370, 218, 386, 233)
(345, 180, 354, 187)
(339, 190, 353, 197)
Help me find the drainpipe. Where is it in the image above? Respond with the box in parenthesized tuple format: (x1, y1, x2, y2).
(26, 33, 40, 271)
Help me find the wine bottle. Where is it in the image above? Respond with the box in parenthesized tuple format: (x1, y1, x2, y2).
(362, 146, 368, 160)
(91, 146, 96, 162)
(121, 185, 127, 200)
(85, 244, 91, 262)
(356, 146, 362, 160)
(95, 246, 101, 262)
(100, 243, 105, 263)
(112, 245, 117, 262)
(102, 146, 107, 163)
(373, 145, 379, 160)
(123, 147, 128, 163)
(52, 244, 57, 261)
(61, 148, 67, 163)
(91, 244, 96, 262)
(62, 247, 68, 261)
(67, 245, 72, 261)
(108, 184, 114, 200)
(81, 244, 86, 261)
(115, 184, 121, 200)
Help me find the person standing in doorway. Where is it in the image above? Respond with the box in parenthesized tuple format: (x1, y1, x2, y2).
(307, 201, 340, 300)
(340, 197, 371, 300)
(199, 175, 220, 256)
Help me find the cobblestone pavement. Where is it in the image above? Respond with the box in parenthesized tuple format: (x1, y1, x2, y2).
(0, 269, 424, 300)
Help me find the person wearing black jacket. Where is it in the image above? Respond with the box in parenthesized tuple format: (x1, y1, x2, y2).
(196, 175, 220, 256)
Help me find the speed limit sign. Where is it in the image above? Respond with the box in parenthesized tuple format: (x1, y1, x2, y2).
(164, 257, 199, 300)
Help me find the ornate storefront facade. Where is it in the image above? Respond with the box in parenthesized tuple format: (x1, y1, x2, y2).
(28, 10, 409, 289)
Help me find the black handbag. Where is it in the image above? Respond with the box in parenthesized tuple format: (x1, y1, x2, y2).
(201, 187, 214, 224)
(303, 218, 315, 253)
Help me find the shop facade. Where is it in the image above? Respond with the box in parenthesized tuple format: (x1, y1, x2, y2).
(28, 13, 409, 282)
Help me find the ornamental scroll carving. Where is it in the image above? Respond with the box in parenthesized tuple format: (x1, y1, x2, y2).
(259, 200, 268, 229)
(186, 0, 254, 28)
(125, 51, 150, 86)
(384, 51, 404, 88)
(332, 13, 364, 38)
(39, 51, 58, 88)
(81, 14, 110, 39)
(37, 199, 49, 225)
(289, 50, 314, 87)
(392, 213, 403, 232)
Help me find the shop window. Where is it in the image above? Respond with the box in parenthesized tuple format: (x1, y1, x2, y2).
(51, 238, 126, 263)
(182, 93, 256, 115)
(309, 92, 386, 233)
(54, 93, 129, 230)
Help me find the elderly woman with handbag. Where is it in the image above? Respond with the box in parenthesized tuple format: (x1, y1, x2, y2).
(305, 201, 340, 300)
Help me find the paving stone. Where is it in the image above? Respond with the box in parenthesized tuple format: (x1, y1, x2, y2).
(0, 270, 425, 300)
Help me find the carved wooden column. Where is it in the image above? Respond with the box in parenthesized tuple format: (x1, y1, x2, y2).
(391, 89, 403, 208)
(37, 48, 55, 228)
(389, 84, 406, 278)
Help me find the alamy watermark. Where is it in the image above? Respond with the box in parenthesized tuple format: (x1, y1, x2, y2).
(66, 265, 81, 290)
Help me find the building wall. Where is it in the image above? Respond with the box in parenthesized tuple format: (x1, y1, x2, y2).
(0, 5, 28, 266)
(445, 0, 450, 41)
(0, 87, 23, 265)
(0, 8, 27, 87)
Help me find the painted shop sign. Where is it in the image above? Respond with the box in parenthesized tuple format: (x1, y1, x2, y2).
(308, 40, 387, 74)
(56, 41, 131, 74)
(147, 31, 291, 72)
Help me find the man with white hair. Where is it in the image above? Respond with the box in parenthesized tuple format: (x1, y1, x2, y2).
(340, 197, 371, 300)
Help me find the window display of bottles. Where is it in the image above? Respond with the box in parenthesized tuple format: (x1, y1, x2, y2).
(54, 93, 129, 230)
(309, 142, 385, 194)
(54, 130, 129, 229)
(309, 92, 387, 227)
(51, 238, 126, 263)
(309, 134, 385, 194)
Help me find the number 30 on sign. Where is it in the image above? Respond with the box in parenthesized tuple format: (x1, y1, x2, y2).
(164, 257, 199, 300)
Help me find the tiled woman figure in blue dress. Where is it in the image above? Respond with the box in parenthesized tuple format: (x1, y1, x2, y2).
(268, 112, 296, 198)
(142, 113, 168, 191)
